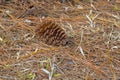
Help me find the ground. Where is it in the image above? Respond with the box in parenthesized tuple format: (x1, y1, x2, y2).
(0, 0, 120, 80)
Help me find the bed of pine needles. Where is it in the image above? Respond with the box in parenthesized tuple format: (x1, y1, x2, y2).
(0, 0, 120, 80)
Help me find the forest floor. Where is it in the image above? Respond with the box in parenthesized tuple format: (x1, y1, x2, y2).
(0, 0, 120, 80)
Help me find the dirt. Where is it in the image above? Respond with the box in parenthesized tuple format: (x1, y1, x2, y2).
(0, 0, 120, 80)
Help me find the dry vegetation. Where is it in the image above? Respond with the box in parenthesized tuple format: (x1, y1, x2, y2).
(0, 0, 120, 80)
